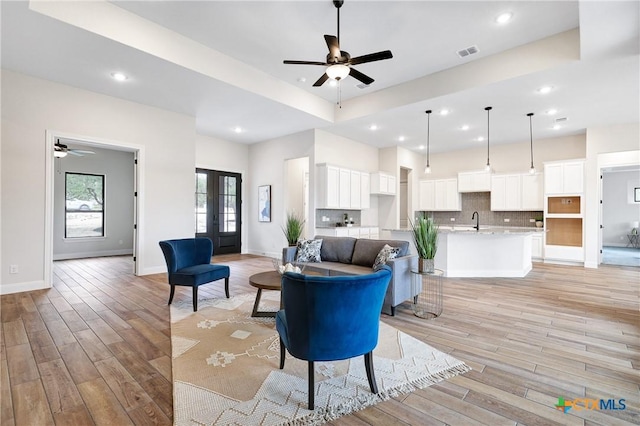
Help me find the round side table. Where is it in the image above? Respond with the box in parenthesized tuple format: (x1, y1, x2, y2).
(410, 269, 443, 319)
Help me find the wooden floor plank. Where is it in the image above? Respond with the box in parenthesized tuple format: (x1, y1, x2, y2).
(1, 255, 638, 425)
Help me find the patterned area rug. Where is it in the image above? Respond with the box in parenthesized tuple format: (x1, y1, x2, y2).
(170, 292, 470, 426)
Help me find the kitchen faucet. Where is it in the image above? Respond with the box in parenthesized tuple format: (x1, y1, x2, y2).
(472, 211, 479, 231)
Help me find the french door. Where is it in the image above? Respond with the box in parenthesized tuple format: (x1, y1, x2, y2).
(196, 169, 242, 254)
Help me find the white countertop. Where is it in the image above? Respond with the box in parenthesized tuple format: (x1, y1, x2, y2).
(384, 226, 545, 235)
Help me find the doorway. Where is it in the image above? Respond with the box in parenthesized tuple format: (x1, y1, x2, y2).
(399, 167, 410, 228)
(196, 169, 242, 254)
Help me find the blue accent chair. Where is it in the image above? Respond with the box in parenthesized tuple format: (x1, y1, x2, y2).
(159, 238, 230, 312)
(275, 266, 392, 410)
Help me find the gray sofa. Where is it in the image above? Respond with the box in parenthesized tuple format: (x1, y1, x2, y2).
(282, 236, 418, 315)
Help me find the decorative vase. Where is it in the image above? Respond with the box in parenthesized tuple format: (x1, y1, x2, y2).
(535, 221, 543, 228)
(418, 258, 435, 273)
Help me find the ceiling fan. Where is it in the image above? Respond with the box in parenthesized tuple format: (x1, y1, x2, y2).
(54, 139, 95, 158)
(283, 0, 393, 87)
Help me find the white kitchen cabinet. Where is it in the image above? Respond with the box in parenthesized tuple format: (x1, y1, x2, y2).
(521, 173, 544, 210)
(418, 180, 435, 210)
(317, 164, 372, 210)
(544, 160, 584, 194)
(491, 172, 543, 211)
(317, 164, 340, 208)
(315, 226, 379, 239)
(531, 233, 543, 260)
(338, 168, 351, 208)
(458, 170, 492, 192)
(361, 172, 371, 209)
(350, 170, 361, 209)
(371, 172, 396, 195)
(419, 178, 460, 211)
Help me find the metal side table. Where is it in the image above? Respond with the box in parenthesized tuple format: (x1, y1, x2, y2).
(410, 269, 443, 319)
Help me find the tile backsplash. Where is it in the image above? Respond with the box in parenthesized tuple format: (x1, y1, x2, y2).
(417, 192, 543, 228)
(316, 209, 362, 227)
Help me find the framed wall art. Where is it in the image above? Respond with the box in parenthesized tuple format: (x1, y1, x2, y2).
(258, 185, 271, 222)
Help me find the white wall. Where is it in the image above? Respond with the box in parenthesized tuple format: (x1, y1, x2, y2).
(602, 170, 640, 246)
(53, 146, 134, 259)
(586, 123, 640, 267)
(284, 157, 309, 239)
(196, 134, 249, 253)
(247, 130, 315, 258)
(1, 71, 196, 293)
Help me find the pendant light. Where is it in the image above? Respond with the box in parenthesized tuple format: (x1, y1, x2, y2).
(484, 106, 492, 171)
(424, 110, 432, 174)
(527, 112, 535, 174)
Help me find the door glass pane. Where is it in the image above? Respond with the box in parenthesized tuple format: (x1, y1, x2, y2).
(219, 176, 237, 232)
(196, 172, 207, 233)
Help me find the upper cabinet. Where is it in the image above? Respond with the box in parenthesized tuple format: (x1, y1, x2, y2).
(370, 172, 397, 195)
(317, 164, 370, 209)
(458, 170, 492, 192)
(419, 178, 461, 211)
(490, 172, 544, 211)
(544, 160, 584, 194)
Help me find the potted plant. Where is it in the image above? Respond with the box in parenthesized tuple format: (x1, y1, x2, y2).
(534, 214, 544, 228)
(282, 211, 305, 246)
(409, 216, 439, 273)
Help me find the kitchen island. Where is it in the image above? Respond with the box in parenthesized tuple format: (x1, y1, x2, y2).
(383, 227, 542, 278)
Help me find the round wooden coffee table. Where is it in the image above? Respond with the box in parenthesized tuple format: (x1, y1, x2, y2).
(249, 271, 283, 317)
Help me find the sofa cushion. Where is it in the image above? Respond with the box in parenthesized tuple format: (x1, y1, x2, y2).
(295, 239, 322, 263)
(315, 236, 357, 264)
(351, 239, 410, 267)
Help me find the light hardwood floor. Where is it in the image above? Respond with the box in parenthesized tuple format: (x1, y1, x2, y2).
(1, 255, 638, 425)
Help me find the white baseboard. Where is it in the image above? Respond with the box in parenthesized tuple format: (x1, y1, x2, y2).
(53, 249, 133, 261)
(247, 250, 280, 259)
(1, 280, 49, 295)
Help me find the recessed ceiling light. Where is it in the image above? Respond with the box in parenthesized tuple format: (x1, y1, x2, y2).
(369, 124, 378, 131)
(418, 145, 425, 150)
(439, 109, 450, 116)
(461, 124, 470, 131)
(234, 126, 243, 133)
(546, 109, 558, 115)
(537, 86, 553, 94)
(111, 72, 128, 82)
(297, 77, 307, 83)
(398, 136, 406, 142)
(552, 124, 561, 130)
(496, 12, 513, 24)
(477, 136, 484, 142)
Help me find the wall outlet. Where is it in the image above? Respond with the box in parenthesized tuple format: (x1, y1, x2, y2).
(504, 218, 510, 223)
(9, 265, 18, 274)
(450, 218, 455, 222)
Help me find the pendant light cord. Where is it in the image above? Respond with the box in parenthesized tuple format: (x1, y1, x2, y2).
(528, 113, 534, 169)
(426, 110, 431, 167)
(485, 106, 492, 168)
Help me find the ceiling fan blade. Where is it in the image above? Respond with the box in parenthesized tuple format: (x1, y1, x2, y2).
(283, 60, 328, 66)
(312, 73, 330, 87)
(349, 50, 393, 66)
(324, 35, 341, 62)
(349, 67, 374, 85)
(71, 150, 95, 155)
(67, 150, 85, 156)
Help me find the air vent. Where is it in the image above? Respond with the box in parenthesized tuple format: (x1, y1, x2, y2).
(555, 117, 568, 122)
(456, 45, 479, 58)
(356, 83, 370, 89)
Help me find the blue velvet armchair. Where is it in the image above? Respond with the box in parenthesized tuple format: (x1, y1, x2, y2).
(275, 266, 392, 410)
(159, 238, 230, 312)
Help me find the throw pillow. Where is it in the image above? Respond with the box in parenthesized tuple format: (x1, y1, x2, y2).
(372, 244, 400, 271)
(295, 239, 323, 263)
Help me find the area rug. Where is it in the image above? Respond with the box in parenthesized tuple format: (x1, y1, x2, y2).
(170, 292, 470, 426)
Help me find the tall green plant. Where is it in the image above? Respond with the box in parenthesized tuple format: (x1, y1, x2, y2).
(409, 217, 439, 259)
(282, 211, 305, 246)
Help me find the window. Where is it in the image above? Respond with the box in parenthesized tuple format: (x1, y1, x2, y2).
(65, 172, 104, 238)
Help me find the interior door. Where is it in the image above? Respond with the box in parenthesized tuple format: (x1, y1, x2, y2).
(196, 169, 242, 255)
